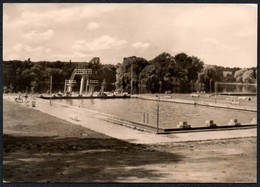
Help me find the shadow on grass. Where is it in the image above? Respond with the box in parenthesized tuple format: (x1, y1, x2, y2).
(4, 134, 183, 183)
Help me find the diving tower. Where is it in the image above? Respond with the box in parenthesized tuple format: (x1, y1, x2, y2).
(64, 68, 99, 96)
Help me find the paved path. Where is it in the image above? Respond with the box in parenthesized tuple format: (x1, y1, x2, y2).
(4, 96, 256, 145)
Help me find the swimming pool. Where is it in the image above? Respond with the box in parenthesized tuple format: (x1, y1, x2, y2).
(56, 98, 256, 129)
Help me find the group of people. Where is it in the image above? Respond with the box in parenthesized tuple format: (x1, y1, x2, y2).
(15, 93, 28, 103)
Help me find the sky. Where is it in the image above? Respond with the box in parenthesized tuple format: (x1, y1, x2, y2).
(3, 3, 257, 68)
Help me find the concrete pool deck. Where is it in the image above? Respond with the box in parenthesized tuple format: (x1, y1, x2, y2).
(4, 95, 256, 145)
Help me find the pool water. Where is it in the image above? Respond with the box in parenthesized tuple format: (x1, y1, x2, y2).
(57, 98, 256, 129)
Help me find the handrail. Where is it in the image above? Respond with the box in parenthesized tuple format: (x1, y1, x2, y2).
(69, 69, 92, 80)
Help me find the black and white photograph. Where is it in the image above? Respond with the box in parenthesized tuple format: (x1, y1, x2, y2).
(3, 3, 257, 183)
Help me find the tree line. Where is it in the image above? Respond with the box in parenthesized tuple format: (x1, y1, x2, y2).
(116, 52, 256, 94)
(3, 57, 117, 94)
(3, 52, 257, 94)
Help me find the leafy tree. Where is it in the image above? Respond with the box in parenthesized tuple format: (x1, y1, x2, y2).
(3, 53, 256, 94)
(146, 74, 159, 93)
(138, 64, 156, 93)
(234, 68, 247, 82)
(174, 53, 204, 92)
(30, 81, 38, 93)
(222, 73, 235, 82)
(88, 57, 102, 73)
(242, 69, 255, 83)
(9, 83, 14, 93)
(116, 56, 149, 93)
(197, 65, 220, 92)
(96, 65, 117, 91)
(116, 52, 204, 93)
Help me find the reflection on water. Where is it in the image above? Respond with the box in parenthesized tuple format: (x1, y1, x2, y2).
(218, 84, 257, 93)
(57, 98, 256, 128)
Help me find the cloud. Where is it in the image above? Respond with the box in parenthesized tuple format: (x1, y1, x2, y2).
(13, 43, 24, 51)
(4, 4, 256, 67)
(202, 38, 219, 44)
(53, 51, 92, 61)
(132, 42, 150, 49)
(13, 43, 51, 53)
(86, 22, 100, 30)
(6, 5, 117, 28)
(174, 5, 255, 29)
(9, 43, 52, 61)
(23, 29, 54, 42)
(72, 35, 127, 52)
(73, 52, 90, 58)
(236, 28, 256, 37)
(220, 43, 240, 51)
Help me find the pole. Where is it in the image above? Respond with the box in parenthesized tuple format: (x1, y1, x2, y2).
(139, 75, 141, 94)
(50, 75, 52, 106)
(214, 82, 217, 103)
(79, 75, 85, 96)
(64, 81, 66, 94)
(85, 79, 89, 95)
(210, 79, 212, 94)
(156, 96, 159, 134)
(131, 63, 133, 95)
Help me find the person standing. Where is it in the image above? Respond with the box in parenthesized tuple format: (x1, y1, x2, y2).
(24, 93, 28, 103)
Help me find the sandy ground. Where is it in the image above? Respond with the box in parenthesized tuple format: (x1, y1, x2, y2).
(3, 96, 257, 183)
